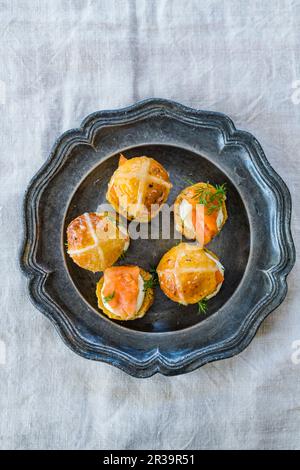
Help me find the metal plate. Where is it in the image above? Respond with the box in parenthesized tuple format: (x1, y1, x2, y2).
(20, 99, 295, 377)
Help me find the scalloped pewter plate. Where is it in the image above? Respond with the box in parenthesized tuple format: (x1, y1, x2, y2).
(20, 99, 295, 377)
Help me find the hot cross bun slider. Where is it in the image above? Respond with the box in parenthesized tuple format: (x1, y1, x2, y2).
(157, 243, 224, 305)
(174, 182, 227, 246)
(66, 212, 129, 272)
(96, 266, 154, 321)
(106, 154, 172, 222)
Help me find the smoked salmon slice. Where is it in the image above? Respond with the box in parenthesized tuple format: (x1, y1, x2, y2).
(102, 266, 140, 318)
(192, 203, 219, 245)
(186, 189, 219, 245)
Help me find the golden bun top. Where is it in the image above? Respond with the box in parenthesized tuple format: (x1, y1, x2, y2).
(157, 242, 224, 305)
(174, 182, 227, 246)
(96, 266, 154, 321)
(106, 155, 172, 222)
(66, 212, 129, 272)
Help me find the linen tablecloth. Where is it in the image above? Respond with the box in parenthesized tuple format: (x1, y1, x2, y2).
(0, 0, 299, 449)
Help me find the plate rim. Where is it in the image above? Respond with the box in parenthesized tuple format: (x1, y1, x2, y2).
(20, 98, 295, 377)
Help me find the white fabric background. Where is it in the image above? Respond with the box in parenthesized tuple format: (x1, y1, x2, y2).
(0, 0, 299, 450)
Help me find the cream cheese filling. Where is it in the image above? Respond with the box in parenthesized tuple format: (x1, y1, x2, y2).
(179, 199, 224, 232)
(179, 199, 194, 231)
(216, 208, 224, 230)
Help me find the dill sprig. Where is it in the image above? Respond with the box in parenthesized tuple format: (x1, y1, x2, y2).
(198, 298, 208, 314)
(103, 291, 115, 303)
(182, 177, 195, 186)
(193, 182, 226, 215)
(144, 266, 159, 292)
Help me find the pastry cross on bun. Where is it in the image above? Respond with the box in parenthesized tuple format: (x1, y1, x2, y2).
(66, 212, 129, 272)
(106, 154, 172, 222)
(157, 242, 224, 305)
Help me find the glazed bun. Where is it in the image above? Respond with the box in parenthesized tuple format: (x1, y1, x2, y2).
(106, 154, 172, 222)
(174, 182, 227, 246)
(157, 243, 224, 305)
(66, 212, 129, 272)
(96, 266, 154, 321)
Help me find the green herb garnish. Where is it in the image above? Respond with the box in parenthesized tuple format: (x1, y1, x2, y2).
(198, 298, 208, 314)
(193, 182, 226, 215)
(103, 291, 115, 303)
(144, 267, 159, 292)
(182, 177, 195, 186)
(119, 251, 126, 260)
